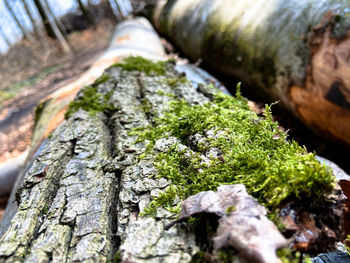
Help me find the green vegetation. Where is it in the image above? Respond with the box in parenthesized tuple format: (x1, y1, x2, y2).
(65, 73, 114, 119)
(0, 90, 16, 105)
(345, 235, 350, 255)
(112, 56, 169, 75)
(133, 89, 335, 216)
(113, 250, 121, 263)
(0, 64, 59, 106)
(163, 77, 188, 86)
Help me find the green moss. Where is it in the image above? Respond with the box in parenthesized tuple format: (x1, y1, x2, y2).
(345, 235, 350, 255)
(133, 87, 335, 216)
(112, 56, 168, 75)
(42, 203, 49, 215)
(64, 74, 114, 119)
(190, 251, 208, 262)
(93, 74, 111, 85)
(225, 206, 236, 214)
(276, 248, 311, 263)
(217, 248, 236, 263)
(113, 250, 121, 263)
(164, 77, 188, 87)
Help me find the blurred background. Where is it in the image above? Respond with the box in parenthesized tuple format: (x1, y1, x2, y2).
(0, 0, 137, 162)
(0, 0, 139, 218)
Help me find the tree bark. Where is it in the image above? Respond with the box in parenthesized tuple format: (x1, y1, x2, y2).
(0, 18, 346, 263)
(145, 0, 350, 146)
(0, 52, 218, 263)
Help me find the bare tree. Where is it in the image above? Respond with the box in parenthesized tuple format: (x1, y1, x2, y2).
(3, 0, 32, 40)
(41, 0, 68, 36)
(32, 0, 55, 38)
(113, 0, 125, 19)
(33, 0, 71, 53)
(21, 0, 40, 37)
(76, 0, 96, 26)
(103, 0, 117, 22)
(0, 26, 11, 47)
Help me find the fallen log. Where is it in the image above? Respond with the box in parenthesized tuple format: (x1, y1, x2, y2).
(0, 54, 346, 262)
(144, 0, 350, 145)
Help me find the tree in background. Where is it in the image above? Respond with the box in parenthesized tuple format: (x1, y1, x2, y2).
(3, 0, 32, 40)
(20, 0, 39, 37)
(42, 0, 68, 36)
(0, 26, 10, 47)
(32, 0, 55, 38)
(76, 0, 96, 26)
(113, 0, 125, 19)
(33, 0, 71, 53)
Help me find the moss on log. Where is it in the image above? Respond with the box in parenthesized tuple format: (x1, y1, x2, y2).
(145, 0, 350, 146)
(0, 57, 344, 262)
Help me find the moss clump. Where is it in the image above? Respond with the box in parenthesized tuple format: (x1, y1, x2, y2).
(113, 250, 121, 263)
(164, 77, 188, 87)
(112, 56, 168, 75)
(65, 74, 114, 119)
(134, 88, 335, 216)
(345, 235, 350, 255)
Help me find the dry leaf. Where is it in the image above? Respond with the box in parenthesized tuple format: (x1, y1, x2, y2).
(174, 184, 289, 263)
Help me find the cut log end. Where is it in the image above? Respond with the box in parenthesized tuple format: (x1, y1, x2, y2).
(289, 23, 350, 146)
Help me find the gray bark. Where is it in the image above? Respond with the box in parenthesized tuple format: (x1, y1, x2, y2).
(0, 17, 346, 263)
(0, 60, 212, 263)
(0, 58, 346, 263)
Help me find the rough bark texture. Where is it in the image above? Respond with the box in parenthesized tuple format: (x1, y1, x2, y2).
(0, 56, 347, 262)
(0, 55, 230, 262)
(28, 17, 165, 164)
(145, 0, 350, 146)
(0, 17, 347, 263)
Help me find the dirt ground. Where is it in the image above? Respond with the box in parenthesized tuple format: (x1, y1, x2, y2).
(0, 21, 114, 221)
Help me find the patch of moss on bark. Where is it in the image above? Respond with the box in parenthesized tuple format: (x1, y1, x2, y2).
(65, 74, 114, 119)
(112, 56, 170, 75)
(133, 88, 335, 216)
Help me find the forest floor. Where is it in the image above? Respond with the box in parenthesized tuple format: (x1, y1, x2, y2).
(0, 20, 114, 220)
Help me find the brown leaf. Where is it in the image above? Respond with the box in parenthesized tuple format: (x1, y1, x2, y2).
(175, 184, 289, 263)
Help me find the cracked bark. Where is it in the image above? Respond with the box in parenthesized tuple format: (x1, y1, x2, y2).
(0, 59, 221, 262)
(0, 57, 345, 262)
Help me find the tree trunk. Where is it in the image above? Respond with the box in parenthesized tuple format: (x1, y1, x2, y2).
(33, 0, 71, 53)
(113, 0, 125, 19)
(33, 0, 55, 38)
(76, 0, 96, 26)
(41, 0, 68, 37)
(103, 0, 118, 22)
(3, 0, 31, 41)
(0, 26, 11, 47)
(0, 18, 346, 263)
(21, 0, 40, 37)
(145, 0, 350, 146)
